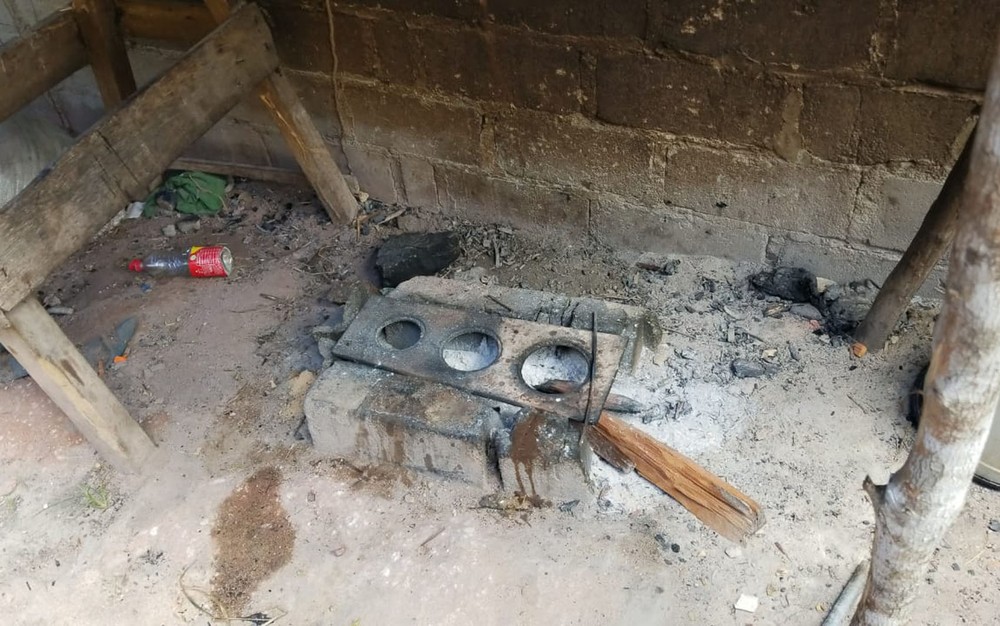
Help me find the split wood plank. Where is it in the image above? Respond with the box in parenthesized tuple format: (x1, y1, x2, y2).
(201, 0, 358, 224)
(0, 297, 154, 471)
(117, 0, 214, 42)
(0, 9, 88, 123)
(73, 0, 137, 107)
(0, 4, 278, 311)
(588, 411, 764, 542)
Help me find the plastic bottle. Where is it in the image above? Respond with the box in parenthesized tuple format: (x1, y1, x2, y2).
(128, 245, 233, 277)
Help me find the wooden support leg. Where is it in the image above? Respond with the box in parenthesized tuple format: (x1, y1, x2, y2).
(73, 0, 137, 107)
(0, 298, 154, 472)
(202, 0, 359, 225)
(852, 128, 975, 354)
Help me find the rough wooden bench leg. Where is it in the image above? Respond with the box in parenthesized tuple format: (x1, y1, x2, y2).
(0, 298, 154, 472)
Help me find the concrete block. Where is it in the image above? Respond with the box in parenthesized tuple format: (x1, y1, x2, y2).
(390, 276, 662, 374)
(886, 0, 1000, 90)
(333, 11, 377, 77)
(850, 170, 943, 252)
(488, 0, 646, 37)
(399, 156, 439, 208)
(415, 27, 581, 114)
(496, 410, 593, 506)
(265, 5, 334, 73)
(595, 52, 788, 149)
(800, 84, 860, 162)
(590, 197, 768, 263)
(766, 232, 947, 298)
(343, 143, 398, 203)
(663, 145, 861, 238)
(372, 17, 420, 86)
(495, 110, 665, 201)
(434, 166, 589, 232)
(305, 361, 503, 487)
(647, 0, 877, 71)
(341, 84, 482, 165)
(334, 0, 482, 22)
(856, 89, 977, 165)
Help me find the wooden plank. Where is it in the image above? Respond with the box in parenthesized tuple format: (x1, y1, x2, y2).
(169, 157, 310, 186)
(116, 0, 214, 42)
(200, 0, 357, 223)
(73, 0, 138, 107)
(259, 73, 359, 224)
(588, 411, 765, 542)
(0, 4, 278, 311)
(0, 8, 89, 124)
(0, 298, 154, 471)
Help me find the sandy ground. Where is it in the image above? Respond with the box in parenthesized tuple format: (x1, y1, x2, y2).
(0, 182, 998, 626)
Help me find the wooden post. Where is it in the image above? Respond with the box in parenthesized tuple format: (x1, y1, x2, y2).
(73, 0, 137, 107)
(0, 9, 89, 123)
(0, 298, 154, 471)
(201, 0, 359, 224)
(117, 0, 215, 42)
(850, 38, 1000, 626)
(852, 129, 975, 353)
(0, 4, 278, 311)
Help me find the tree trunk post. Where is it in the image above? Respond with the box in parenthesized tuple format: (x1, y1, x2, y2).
(850, 38, 1000, 626)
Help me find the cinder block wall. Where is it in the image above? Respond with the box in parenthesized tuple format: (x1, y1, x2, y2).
(3, 0, 995, 284)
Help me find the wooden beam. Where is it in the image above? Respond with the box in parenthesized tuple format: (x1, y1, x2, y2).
(0, 298, 154, 471)
(201, 0, 358, 224)
(0, 8, 89, 124)
(588, 411, 765, 542)
(258, 72, 359, 223)
(73, 0, 138, 107)
(169, 157, 310, 186)
(0, 4, 278, 311)
(117, 0, 214, 42)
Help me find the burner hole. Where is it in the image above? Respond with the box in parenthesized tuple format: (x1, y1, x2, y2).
(521, 345, 590, 392)
(442, 331, 500, 372)
(379, 319, 423, 350)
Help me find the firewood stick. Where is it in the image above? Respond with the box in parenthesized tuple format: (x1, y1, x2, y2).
(587, 411, 764, 542)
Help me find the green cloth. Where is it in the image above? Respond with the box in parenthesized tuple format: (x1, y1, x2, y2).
(144, 171, 226, 217)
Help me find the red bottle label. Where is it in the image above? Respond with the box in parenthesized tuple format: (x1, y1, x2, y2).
(187, 246, 232, 277)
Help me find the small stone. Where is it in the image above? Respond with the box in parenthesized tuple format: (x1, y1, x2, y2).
(42, 294, 61, 307)
(788, 343, 801, 361)
(761, 348, 778, 361)
(988, 519, 1000, 532)
(725, 546, 742, 558)
(789, 303, 823, 321)
(161, 223, 177, 237)
(951, 562, 961, 571)
(176, 218, 201, 234)
(731, 359, 767, 379)
(734, 594, 759, 613)
(670, 543, 680, 553)
(307, 491, 316, 503)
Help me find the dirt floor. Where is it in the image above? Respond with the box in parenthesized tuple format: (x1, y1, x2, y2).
(1, 182, 998, 625)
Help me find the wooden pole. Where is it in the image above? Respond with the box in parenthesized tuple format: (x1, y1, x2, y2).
(73, 0, 137, 107)
(850, 38, 1000, 626)
(0, 298, 154, 471)
(201, 0, 358, 224)
(0, 4, 278, 311)
(116, 0, 215, 42)
(0, 9, 88, 124)
(852, 129, 975, 353)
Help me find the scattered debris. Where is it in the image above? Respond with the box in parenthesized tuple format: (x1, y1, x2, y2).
(161, 223, 177, 237)
(176, 216, 202, 234)
(734, 594, 759, 613)
(46, 306, 74, 316)
(988, 519, 999, 532)
(790, 303, 823, 321)
(637, 258, 680, 276)
(731, 358, 767, 379)
(376, 232, 461, 287)
(751, 267, 817, 302)
(725, 546, 742, 558)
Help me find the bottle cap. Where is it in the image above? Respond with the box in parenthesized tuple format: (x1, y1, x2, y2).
(128, 259, 143, 273)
